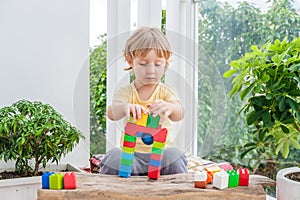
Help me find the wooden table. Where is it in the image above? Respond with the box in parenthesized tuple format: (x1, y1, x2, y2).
(37, 173, 275, 200)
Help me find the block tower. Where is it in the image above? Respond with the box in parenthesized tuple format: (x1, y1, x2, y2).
(119, 113, 168, 179)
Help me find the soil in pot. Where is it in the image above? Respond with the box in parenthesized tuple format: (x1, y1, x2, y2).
(285, 172, 300, 182)
(0, 171, 43, 180)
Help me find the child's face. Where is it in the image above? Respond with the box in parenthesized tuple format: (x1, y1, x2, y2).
(130, 49, 167, 86)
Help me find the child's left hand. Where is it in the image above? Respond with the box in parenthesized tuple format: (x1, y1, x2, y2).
(148, 99, 172, 122)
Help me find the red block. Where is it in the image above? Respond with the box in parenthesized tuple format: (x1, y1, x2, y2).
(153, 128, 168, 143)
(238, 168, 249, 186)
(150, 153, 163, 161)
(123, 141, 136, 148)
(148, 165, 161, 179)
(125, 123, 161, 137)
(64, 172, 76, 189)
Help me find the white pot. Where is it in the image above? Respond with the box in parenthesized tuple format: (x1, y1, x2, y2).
(0, 163, 84, 200)
(276, 167, 300, 200)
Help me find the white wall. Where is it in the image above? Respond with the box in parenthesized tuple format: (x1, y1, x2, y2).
(0, 0, 90, 168)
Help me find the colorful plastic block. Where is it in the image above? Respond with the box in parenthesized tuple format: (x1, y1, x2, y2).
(49, 173, 64, 190)
(148, 165, 161, 179)
(227, 170, 239, 188)
(149, 159, 162, 167)
(42, 172, 54, 189)
(136, 113, 148, 126)
(205, 165, 221, 175)
(238, 168, 249, 186)
(64, 172, 77, 189)
(218, 162, 233, 171)
(213, 170, 229, 190)
(124, 134, 137, 142)
(146, 115, 160, 128)
(119, 164, 133, 178)
(194, 171, 207, 188)
(150, 153, 162, 161)
(123, 141, 136, 148)
(119, 114, 168, 179)
(206, 171, 213, 184)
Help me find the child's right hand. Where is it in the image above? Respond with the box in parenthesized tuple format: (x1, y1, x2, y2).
(125, 103, 147, 122)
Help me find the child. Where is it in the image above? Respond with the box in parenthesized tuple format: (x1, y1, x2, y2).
(100, 26, 188, 176)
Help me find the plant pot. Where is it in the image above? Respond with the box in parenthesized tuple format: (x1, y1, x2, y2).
(276, 167, 300, 200)
(0, 163, 85, 200)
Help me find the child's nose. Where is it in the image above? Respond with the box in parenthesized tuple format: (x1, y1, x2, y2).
(147, 64, 156, 73)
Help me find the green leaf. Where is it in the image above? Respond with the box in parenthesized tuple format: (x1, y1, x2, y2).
(240, 82, 255, 100)
(275, 141, 284, 155)
(241, 147, 256, 159)
(223, 69, 238, 78)
(287, 98, 299, 112)
(279, 96, 286, 112)
(290, 138, 300, 149)
(282, 141, 290, 158)
(280, 124, 289, 133)
(246, 110, 264, 125)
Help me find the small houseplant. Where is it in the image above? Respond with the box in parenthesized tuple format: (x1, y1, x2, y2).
(224, 37, 300, 199)
(223, 36, 300, 159)
(0, 99, 84, 177)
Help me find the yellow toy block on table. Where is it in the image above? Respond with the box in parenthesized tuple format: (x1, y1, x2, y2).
(136, 113, 148, 126)
(205, 166, 221, 175)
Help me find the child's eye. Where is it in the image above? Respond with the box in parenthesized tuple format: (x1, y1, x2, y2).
(139, 63, 147, 66)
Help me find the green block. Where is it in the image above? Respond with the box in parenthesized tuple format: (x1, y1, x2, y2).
(152, 147, 163, 155)
(122, 146, 135, 154)
(152, 141, 165, 149)
(121, 158, 133, 166)
(49, 173, 64, 190)
(227, 170, 239, 188)
(124, 134, 137, 142)
(128, 116, 136, 124)
(146, 115, 160, 128)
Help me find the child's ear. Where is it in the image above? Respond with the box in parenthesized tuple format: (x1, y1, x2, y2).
(125, 56, 133, 67)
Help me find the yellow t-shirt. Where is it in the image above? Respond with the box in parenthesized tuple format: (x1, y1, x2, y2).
(113, 81, 180, 153)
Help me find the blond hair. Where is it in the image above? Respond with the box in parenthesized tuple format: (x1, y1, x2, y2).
(124, 26, 171, 70)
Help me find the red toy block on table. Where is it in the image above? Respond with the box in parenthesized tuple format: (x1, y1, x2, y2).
(148, 165, 161, 179)
(238, 168, 249, 186)
(64, 172, 77, 189)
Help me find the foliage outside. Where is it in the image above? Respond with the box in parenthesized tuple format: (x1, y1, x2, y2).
(197, 0, 300, 174)
(0, 100, 83, 176)
(224, 37, 300, 159)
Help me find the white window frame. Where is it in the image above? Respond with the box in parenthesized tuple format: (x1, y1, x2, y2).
(106, 0, 198, 155)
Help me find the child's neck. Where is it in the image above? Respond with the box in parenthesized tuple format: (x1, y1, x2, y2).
(134, 81, 159, 101)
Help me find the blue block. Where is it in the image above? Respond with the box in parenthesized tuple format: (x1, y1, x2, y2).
(42, 172, 54, 189)
(119, 164, 132, 173)
(121, 152, 134, 160)
(149, 159, 162, 167)
(137, 132, 143, 137)
(119, 171, 131, 178)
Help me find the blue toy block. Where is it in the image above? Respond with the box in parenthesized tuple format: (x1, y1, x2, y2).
(119, 164, 132, 178)
(149, 159, 162, 167)
(121, 152, 134, 160)
(118, 171, 131, 178)
(42, 172, 54, 189)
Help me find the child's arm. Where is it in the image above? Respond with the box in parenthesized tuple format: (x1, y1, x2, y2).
(107, 101, 147, 121)
(149, 99, 184, 122)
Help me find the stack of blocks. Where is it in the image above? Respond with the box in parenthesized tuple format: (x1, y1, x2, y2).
(119, 113, 168, 179)
(194, 168, 249, 190)
(42, 172, 76, 190)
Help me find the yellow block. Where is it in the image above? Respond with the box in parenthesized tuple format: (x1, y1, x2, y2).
(205, 166, 221, 175)
(136, 113, 148, 127)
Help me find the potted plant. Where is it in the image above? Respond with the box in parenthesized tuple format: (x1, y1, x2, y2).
(0, 99, 84, 199)
(223, 37, 300, 198)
